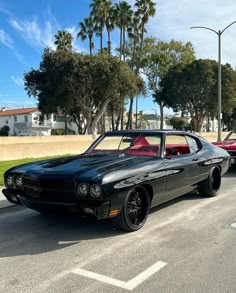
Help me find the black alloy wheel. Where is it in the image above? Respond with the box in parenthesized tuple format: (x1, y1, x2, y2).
(113, 186, 150, 232)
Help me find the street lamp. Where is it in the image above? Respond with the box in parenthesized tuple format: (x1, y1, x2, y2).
(190, 21, 236, 142)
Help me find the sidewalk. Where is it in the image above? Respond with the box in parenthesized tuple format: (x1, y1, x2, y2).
(0, 187, 14, 209)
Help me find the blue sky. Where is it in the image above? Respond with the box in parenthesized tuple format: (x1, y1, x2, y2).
(1, 0, 236, 115)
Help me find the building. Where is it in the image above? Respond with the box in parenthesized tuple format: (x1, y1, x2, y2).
(0, 107, 68, 136)
(0, 106, 220, 136)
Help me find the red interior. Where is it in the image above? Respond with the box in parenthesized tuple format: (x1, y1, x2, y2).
(90, 137, 190, 157)
(165, 144, 190, 157)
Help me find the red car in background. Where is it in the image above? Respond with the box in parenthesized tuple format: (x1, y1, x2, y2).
(213, 131, 236, 164)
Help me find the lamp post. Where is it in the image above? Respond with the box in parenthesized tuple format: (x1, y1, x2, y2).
(190, 21, 236, 142)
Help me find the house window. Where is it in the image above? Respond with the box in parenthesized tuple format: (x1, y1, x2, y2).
(14, 116, 17, 122)
(24, 115, 28, 122)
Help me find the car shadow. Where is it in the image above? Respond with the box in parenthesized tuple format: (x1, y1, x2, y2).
(0, 211, 124, 258)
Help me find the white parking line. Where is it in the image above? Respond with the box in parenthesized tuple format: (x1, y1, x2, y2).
(71, 261, 167, 291)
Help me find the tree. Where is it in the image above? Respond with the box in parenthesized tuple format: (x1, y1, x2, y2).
(141, 38, 195, 128)
(24, 49, 143, 136)
(105, 5, 115, 55)
(168, 117, 188, 130)
(0, 125, 10, 136)
(77, 16, 96, 55)
(114, 1, 133, 61)
(126, 0, 156, 129)
(134, 0, 156, 61)
(160, 59, 236, 131)
(54, 30, 73, 51)
(90, 0, 112, 52)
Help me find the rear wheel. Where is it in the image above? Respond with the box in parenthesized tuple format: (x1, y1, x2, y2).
(198, 167, 221, 197)
(113, 186, 150, 232)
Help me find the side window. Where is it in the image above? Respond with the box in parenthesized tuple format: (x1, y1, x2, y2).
(186, 135, 201, 153)
(165, 135, 190, 157)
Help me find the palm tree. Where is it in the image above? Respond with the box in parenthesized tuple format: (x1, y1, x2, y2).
(105, 5, 115, 55)
(128, 15, 143, 69)
(114, 1, 133, 61)
(54, 30, 73, 51)
(90, 0, 112, 53)
(126, 0, 156, 129)
(77, 17, 95, 55)
(135, 0, 156, 58)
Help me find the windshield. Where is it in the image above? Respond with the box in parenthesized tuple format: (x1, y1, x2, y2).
(225, 131, 236, 141)
(87, 134, 161, 157)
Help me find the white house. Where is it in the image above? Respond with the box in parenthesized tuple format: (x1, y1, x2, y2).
(0, 107, 67, 136)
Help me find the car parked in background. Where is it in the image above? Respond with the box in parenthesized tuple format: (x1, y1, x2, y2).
(212, 130, 236, 164)
(3, 130, 230, 232)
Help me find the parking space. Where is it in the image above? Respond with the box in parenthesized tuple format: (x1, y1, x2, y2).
(0, 168, 236, 292)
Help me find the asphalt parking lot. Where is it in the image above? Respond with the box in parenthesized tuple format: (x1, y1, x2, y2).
(0, 168, 236, 293)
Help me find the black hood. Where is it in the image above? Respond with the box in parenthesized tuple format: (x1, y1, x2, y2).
(8, 153, 156, 181)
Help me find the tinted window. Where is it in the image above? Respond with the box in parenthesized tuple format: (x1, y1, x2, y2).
(89, 134, 161, 157)
(186, 135, 201, 153)
(165, 135, 190, 157)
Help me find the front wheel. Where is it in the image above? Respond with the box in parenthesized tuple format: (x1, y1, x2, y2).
(113, 186, 150, 232)
(197, 167, 221, 197)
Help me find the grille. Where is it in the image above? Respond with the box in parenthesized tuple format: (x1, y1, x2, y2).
(23, 177, 42, 198)
(22, 175, 76, 202)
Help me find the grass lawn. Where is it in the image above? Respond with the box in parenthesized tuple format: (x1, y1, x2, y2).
(0, 156, 62, 186)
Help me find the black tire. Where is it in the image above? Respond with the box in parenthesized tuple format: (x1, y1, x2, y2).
(198, 167, 221, 197)
(113, 186, 150, 232)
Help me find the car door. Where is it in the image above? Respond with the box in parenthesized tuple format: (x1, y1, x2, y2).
(162, 134, 198, 203)
(184, 134, 208, 183)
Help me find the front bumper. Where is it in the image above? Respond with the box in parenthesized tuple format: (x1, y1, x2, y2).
(2, 188, 111, 220)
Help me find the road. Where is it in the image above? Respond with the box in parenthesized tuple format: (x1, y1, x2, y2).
(0, 169, 236, 293)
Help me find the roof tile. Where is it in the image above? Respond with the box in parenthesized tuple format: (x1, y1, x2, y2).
(0, 107, 38, 116)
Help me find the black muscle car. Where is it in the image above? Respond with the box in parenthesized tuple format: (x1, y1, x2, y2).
(3, 130, 230, 232)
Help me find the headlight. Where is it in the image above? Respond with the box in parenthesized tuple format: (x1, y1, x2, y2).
(78, 183, 89, 196)
(15, 176, 23, 189)
(90, 184, 102, 198)
(6, 175, 14, 188)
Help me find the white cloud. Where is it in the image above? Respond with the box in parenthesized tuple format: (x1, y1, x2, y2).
(0, 29, 13, 47)
(10, 19, 24, 32)
(0, 29, 24, 62)
(142, 0, 236, 68)
(11, 76, 24, 87)
(125, 0, 236, 68)
(9, 15, 85, 52)
(9, 7, 62, 50)
(9, 17, 57, 49)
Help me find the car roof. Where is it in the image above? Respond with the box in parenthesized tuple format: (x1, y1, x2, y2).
(105, 130, 193, 135)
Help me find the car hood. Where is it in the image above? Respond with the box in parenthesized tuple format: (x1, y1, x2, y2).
(8, 153, 157, 181)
